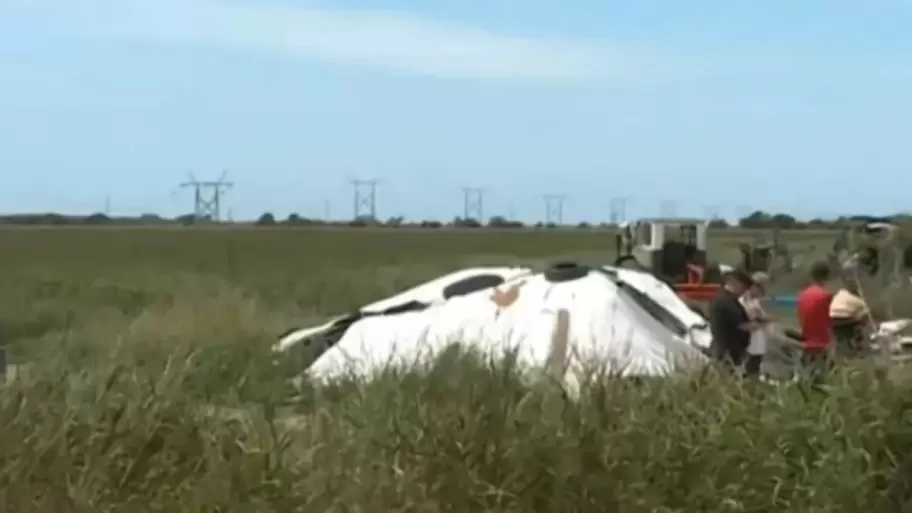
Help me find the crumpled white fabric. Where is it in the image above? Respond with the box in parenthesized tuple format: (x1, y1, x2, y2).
(302, 268, 709, 388)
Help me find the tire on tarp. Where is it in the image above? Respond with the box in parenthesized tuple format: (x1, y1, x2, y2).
(614, 254, 643, 270)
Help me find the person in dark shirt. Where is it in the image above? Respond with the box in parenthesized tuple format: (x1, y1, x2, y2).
(708, 270, 763, 373)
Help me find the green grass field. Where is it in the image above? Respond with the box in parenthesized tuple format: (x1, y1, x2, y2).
(2, 226, 912, 512)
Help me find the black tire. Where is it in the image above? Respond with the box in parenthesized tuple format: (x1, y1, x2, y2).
(544, 262, 591, 283)
(702, 262, 724, 283)
(903, 243, 912, 269)
(859, 247, 880, 276)
(614, 254, 643, 269)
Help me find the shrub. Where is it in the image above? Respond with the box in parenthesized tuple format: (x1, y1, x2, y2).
(2, 340, 912, 512)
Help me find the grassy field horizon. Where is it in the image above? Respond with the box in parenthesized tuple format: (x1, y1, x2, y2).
(2, 225, 911, 511)
(0, 225, 838, 347)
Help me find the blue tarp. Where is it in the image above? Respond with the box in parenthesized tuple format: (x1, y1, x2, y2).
(767, 293, 798, 307)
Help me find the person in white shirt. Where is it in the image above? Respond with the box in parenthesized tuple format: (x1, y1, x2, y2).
(740, 271, 771, 377)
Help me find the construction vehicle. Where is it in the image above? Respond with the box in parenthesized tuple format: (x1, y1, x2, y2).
(831, 217, 905, 281)
(828, 217, 912, 321)
(737, 227, 794, 279)
(614, 218, 724, 302)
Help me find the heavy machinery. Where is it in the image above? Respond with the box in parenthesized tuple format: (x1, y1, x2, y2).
(832, 217, 902, 278)
(829, 217, 912, 320)
(737, 227, 794, 279)
(831, 218, 909, 288)
(614, 218, 724, 302)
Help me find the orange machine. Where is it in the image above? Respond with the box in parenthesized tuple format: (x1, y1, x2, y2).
(673, 263, 720, 302)
(614, 218, 722, 303)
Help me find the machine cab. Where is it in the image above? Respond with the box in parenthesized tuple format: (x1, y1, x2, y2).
(619, 218, 710, 282)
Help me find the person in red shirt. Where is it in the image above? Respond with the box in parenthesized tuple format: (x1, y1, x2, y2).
(796, 261, 834, 378)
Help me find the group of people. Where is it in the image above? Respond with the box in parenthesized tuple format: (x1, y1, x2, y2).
(707, 261, 871, 378)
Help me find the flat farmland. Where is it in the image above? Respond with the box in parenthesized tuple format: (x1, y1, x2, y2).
(2, 225, 909, 512)
(0, 226, 837, 348)
(0, 225, 837, 335)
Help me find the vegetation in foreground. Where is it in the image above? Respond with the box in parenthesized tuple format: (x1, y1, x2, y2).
(3, 227, 911, 511)
(6, 333, 912, 512)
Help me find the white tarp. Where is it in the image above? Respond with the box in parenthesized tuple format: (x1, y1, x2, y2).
(275, 267, 532, 352)
(276, 265, 712, 388)
(611, 267, 712, 351)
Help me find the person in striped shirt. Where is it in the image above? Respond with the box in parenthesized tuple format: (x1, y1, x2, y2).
(739, 272, 771, 378)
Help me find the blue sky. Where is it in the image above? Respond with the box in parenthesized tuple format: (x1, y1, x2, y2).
(1, 0, 910, 222)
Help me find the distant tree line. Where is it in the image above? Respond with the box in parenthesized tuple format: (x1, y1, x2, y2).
(0, 210, 909, 230)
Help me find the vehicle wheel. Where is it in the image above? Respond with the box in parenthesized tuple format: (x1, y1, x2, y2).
(614, 254, 642, 269)
(702, 262, 724, 283)
(859, 247, 880, 276)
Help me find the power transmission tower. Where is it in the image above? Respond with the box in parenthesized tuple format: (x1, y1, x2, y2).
(104, 195, 112, 215)
(544, 194, 567, 225)
(462, 187, 486, 221)
(660, 200, 677, 217)
(350, 178, 379, 221)
(703, 205, 720, 221)
(609, 197, 629, 224)
(179, 171, 234, 221)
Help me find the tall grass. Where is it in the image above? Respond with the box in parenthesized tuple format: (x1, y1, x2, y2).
(4, 310, 912, 511)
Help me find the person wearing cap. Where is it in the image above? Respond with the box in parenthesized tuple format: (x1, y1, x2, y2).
(740, 271, 771, 377)
(829, 277, 870, 357)
(708, 269, 765, 373)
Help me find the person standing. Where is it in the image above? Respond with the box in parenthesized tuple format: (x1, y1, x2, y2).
(708, 270, 761, 374)
(740, 272, 771, 378)
(829, 277, 871, 357)
(796, 261, 834, 378)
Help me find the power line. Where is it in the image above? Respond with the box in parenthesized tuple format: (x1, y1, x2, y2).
(461, 187, 487, 221)
(350, 178, 379, 221)
(544, 194, 567, 225)
(179, 170, 234, 221)
(609, 197, 629, 224)
(703, 205, 720, 221)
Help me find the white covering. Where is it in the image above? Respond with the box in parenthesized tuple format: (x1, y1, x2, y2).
(872, 319, 912, 354)
(275, 267, 531, 352)
(361, 267, 532, 312)
(610, 267, 712, 352)
(277, 266, 712, 387)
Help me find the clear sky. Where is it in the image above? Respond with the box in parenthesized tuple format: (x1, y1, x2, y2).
(1, 0, 910, 222)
